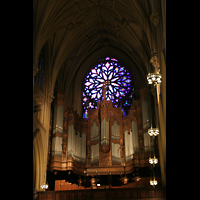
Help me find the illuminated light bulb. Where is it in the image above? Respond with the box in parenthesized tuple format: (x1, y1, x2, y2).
(147, 72, 162, 85)
(148, 128, 159, 136)
(150, 178, 158, 186)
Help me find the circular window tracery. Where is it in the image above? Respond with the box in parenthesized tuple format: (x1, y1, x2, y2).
(82, 57, 134, 119)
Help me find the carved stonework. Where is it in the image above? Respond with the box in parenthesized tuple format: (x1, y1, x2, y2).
(47, 91, 54, 103)
(150, 54, 158, 68)
(33, 64, 39, 78)
(62, 143, 67, 154)
(150, 9, 160, 26)
(56, 94, 66, 108)
(100, 145, 110, 153)
(100, 151, 111, 166)
(122, 117, 132, 133)
(33, 83, 44, 112)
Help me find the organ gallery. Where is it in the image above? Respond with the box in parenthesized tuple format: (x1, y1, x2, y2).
(47, 82, 161, 190)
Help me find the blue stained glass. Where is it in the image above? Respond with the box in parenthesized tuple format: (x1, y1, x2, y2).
(97, 92, 101, 99)
(83, 57, 133, 116)
(111, 77, 119, 82)
(119, 67, 124, 71)
(111, 83, 119, 87)
(126, 79, 131, 83)
(97, 83, 103, 88)
(111, 58, 118, 61)
(83, 97, 88, 102)
(116, 91, 120, 97)
(119, 88, 125, 92)
(91, 93, 96, 99)
(89, 79, 94, 83)
(91, 69, 97, 73)
(108, 65, 113, 70)
(102, 66, 107, 71)
(91, 90, 97, 93)
(91, 73, 97, 77)
(122, 83, 127, 87)
(89, 84, 94, 89)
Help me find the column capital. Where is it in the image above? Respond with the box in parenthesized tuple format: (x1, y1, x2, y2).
(150, 54, 158, 68)
(47, 91, 54, 103)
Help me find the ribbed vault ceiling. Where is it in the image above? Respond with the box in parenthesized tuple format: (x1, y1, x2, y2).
(33, 0, 163, 106)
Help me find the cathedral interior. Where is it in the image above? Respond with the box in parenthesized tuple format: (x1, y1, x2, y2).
(33, 0, 166, 199)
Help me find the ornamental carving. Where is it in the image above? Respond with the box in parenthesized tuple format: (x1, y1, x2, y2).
(150, 54, 158, 68)
(100, 151, 111, 166)
(150, 9, 160, 26)
(62, 143, 67, 154)
(56, 94, 66, 108)
(33, 83, 44, 112)
(47, 91, 54, 103)
(49, 87, 153, 174)
(33, 64, 39, 78)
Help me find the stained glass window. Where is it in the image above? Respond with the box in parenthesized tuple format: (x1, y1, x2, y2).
(83, 57, 134, 119)
(35, 48, 45, 93)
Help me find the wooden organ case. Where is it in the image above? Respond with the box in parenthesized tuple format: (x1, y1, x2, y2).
(48, 87, 155, 177)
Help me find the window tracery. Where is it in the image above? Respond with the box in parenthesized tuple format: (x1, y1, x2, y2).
(82, 57, 134, 118)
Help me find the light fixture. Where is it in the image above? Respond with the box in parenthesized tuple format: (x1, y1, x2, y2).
(149, 155, 158, 165)
(148, 128, 159, 136)
(41, 183, 48, 190)
(147, 72, 162, 85)
(150, 178, 158, 186)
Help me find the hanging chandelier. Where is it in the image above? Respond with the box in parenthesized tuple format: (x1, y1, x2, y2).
(150, 178, 158, 186)
(41, 183, 48, 190)
(148, 127, 159, 136)
(149, 155, 158, 165)
(147, 72, 162, 85)
(147, 54, 162, 85)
